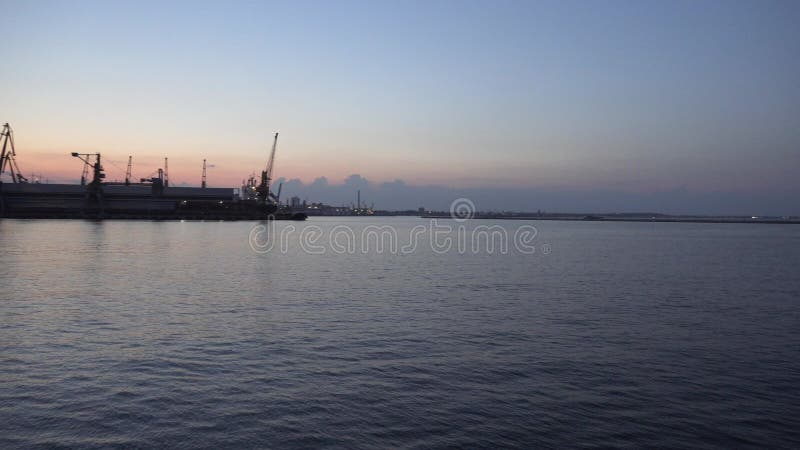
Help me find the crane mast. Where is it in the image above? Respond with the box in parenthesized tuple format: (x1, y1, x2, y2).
(125, 156, 132, 186)
(201, 159, 207, 188)
(81, 160, 89, 186)
(164, 157, 169, 187)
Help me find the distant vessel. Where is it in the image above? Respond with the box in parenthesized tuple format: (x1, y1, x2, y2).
(0, 124, 306, 220)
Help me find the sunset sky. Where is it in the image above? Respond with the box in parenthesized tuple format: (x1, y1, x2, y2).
(3, 0, 799, 213)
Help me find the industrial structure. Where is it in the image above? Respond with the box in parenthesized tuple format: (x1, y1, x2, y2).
(0, 123, 305, 220)
(0, 123, 27, 184)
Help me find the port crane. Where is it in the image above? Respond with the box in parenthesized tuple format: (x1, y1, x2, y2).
(125, 156, 132, 185)
(0, 123, 28, 183)
(71, 152, 106, 187)
(256, 132, 281, 204)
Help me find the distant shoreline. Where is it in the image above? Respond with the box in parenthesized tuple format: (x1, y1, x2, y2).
(419, 214, 800, 225)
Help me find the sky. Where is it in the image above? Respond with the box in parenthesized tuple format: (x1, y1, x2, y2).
(2, 0, 799, 214)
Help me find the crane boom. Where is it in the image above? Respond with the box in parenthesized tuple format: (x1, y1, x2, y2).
(266, 132, 278, 182)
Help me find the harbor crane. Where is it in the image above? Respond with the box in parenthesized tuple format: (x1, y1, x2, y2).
(125, 156, 132, 186)
(71, 152, 105, 187)
(256, 133, 281, 204)
(0, 123, 28, 183)
(201, 159, 207, 188)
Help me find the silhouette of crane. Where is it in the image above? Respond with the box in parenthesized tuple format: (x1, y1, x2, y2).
(0, 123, 28, 183)
(202, 159, 207, 188)
(125, 156, 132, 186)
(256, 133, 281, 204)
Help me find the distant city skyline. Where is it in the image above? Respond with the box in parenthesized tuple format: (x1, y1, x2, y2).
(2, 0, 799, 214)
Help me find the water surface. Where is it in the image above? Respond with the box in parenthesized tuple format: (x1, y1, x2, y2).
(1, 218, 799, 448)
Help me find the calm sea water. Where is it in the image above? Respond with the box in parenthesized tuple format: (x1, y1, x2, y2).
(1, 218, 799, 448)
